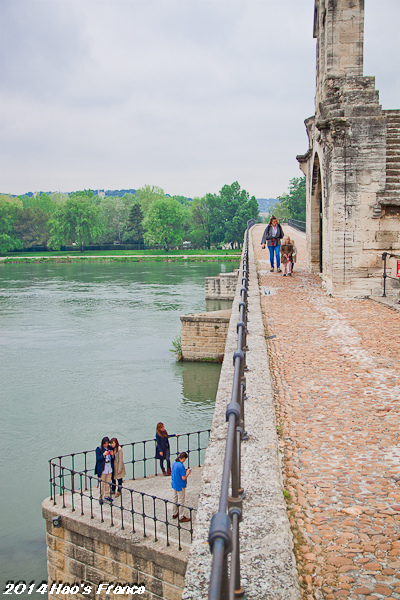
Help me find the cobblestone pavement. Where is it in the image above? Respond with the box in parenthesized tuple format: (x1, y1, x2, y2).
(253, 224, 400, 600)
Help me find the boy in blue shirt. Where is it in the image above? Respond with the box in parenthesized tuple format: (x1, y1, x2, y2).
(171, 452, 192, 522)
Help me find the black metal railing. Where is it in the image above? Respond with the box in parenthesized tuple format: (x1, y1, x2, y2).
(382, 252, 400, 302)
(48, 429, 210, 550)
(208, 222, 252, 600)
(287, 218, 306, 232)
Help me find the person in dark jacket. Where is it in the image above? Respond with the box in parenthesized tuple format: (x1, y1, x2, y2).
(95, 436, 114, 504)
(261, 216, 284, 272)
(155, 422, 178, 476)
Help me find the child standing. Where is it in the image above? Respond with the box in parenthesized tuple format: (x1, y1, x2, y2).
(280, 236, 294, 276)
(290, 238, 297, 272)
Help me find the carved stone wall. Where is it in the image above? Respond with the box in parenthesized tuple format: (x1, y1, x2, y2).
(298, 0, 400, 298)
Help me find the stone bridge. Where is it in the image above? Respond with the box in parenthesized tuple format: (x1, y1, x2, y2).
(43, 225, 400, 599)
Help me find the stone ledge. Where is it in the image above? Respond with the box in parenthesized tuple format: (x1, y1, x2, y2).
(180, 310, 231, 323)
(182, 230, 300, 599)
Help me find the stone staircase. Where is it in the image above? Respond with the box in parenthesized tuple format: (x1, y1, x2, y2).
(380, 109, 400, 206)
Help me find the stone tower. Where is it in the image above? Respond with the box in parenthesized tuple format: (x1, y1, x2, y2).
(297, 0, 400, 297)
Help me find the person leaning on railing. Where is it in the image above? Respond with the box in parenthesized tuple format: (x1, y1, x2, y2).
(155, 422, 179, 476)
(171, 452, 192, 522)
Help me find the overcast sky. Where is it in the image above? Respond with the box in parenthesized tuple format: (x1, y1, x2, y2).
(0, 0, 399, 199)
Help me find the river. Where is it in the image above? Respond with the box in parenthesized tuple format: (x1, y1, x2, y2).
(0, 260, 237, 588)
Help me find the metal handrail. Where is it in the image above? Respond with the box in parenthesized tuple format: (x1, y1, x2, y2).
(49, 429, 210, 482)
(49, 465, 195, 550)
(287, 218, 306, 232)
(48, 429, 210, 550)
(382, 252, 400, 302)
(208, 223, 251, 599)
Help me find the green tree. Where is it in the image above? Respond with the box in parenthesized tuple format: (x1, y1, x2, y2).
(124, 202, 145, 247)
(99, 196, 132, 244)
(143, 197, 186, 251)
(189, 196, 210, 248)
(207, 182, 259, 247)
(273, 176, 306, 222)
(135, 185, 165, 213)
(13, 207, 52, 248)
(0, 195, 22, 253)
(171, 195, 190, 207)
(20, 192, 59, 214)
(48, 191, 102, 252)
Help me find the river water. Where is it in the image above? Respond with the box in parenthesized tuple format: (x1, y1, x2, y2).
(0, 260, 237, 588)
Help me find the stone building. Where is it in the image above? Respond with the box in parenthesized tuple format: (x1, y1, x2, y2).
(297, 0, 399, 297)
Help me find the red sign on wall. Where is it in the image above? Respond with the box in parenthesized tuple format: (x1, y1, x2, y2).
(397, 260, 400, 278)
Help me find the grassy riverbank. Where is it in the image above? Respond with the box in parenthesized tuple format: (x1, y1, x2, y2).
(1, 249, 241, 264)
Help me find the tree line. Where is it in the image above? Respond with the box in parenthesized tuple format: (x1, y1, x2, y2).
(0, 182, 260, 254)
(266, 176, 306, 223)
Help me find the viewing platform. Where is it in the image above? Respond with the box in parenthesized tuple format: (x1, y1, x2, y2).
(43, 432, 209, 599)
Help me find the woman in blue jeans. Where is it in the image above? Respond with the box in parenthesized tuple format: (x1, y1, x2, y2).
(261, 216, 284, 272)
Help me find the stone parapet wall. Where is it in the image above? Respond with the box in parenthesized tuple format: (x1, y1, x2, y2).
(205, 271, 238, 299)
(182, 229, 300, 599)
(43, 503, 186, 600)
(180, 310, 231, 361)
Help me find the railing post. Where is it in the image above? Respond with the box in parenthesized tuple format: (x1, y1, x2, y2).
(382, 252, 387, 297)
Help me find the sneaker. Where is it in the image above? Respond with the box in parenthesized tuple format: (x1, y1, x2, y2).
(288, 273, 292, 277)
(99, 499, 104, 505)
(277, 268, 282, 273)
(270, 268, 274, 272)
(105, 496, 113, 502)
(283, 273, 286, 277)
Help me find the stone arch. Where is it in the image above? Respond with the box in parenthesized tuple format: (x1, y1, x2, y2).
(310, 152, 324, 273)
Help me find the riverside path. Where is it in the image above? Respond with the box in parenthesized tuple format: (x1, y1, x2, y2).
(253, 224, 400, 600)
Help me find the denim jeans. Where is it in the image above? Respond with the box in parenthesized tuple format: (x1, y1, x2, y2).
(269, 245, 281, 268)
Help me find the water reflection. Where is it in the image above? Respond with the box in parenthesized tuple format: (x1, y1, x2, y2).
(205, 299, 233, 312)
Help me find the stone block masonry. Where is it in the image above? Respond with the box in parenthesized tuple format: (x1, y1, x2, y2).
(43, 504, 187, 600)
(205, 271, 238, 300)
(180, 310, 231, 361)
(298, 0, 399, 298)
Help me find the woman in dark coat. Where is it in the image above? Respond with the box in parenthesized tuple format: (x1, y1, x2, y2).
(261, 215, 284, 272)
(95, 436, 114, 504)
(155, 422, 178, 476)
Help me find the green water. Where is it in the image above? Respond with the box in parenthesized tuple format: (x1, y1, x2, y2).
(0, 261, 237, 588)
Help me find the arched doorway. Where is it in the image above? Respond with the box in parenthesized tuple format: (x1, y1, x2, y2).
(310, 154, 323, 273)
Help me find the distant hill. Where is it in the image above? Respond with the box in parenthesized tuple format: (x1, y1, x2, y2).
(102, 189, 137, 197)
(257, 198, 277, 213)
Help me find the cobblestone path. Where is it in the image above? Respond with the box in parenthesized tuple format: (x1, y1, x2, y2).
(253, 224, 400, 600)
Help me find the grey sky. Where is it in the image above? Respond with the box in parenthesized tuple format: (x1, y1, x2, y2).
(0, 0, 399, 198)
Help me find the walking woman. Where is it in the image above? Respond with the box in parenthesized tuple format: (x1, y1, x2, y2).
(155, 422, 178, 476)
(261, 216, 284, 272)
(111, 437, 126, 499)
(94, 436, 114, 505)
